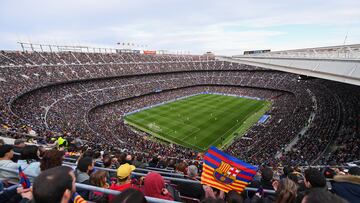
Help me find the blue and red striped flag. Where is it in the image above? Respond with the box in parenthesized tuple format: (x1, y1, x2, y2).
(201, 146, 258, 193)
(18, 167, 31, 189)
(71, 192, 87, 203)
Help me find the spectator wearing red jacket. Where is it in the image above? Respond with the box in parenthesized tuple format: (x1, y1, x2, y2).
(143, 172, 173, 201)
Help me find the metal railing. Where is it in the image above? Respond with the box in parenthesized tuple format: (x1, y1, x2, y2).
(0, 166, 276, 196)
(0, 167, 180, 203)
(63, 160, 185, 178)
(61, 163, 276, 194)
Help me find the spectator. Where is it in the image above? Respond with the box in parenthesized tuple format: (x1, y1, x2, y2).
(331, 167, 360, 203)
(109, 163, 140, 201)
(0, 144, 20, 182)
(12, 139, 26, 162)
(19, 145, 41, 180)
(324, 161, 338, 179)
(296, 168, 327, 203)
(175, 162, 187, 175)
(133, 155, 146, 168)
(40, 149, 64, 171)
(75, 156, 94, 199)
(31, 166, 81, 203)
(304, 168, 326, 189)
(89, 170, 109, 203)
(112, 188, 147, 203)
(203, 186, 225, 200)
(225, 190, 243, 203)
(102, 155, 112, 168)
(247, 167, 275, 200)
(14, 139, 26, 148)
(0, 181, 19, 202)
(281, 166, 294, 179)
(301, 188, 347, 203)
(274, 178, 298, 203)
(143, 172, 173, 200)
(176, 165, 205, 200)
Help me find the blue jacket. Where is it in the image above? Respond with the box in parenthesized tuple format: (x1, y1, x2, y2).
(331, 175, 360, 203)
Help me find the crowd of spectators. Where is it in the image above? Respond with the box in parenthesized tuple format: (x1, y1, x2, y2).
(0, 50, 359, 170)
(0, 142, 359, 203)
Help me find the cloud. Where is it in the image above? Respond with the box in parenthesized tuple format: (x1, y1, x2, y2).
(0, 0, 359, 55)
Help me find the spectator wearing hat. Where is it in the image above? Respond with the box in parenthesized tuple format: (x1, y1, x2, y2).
(109, 163, 140, 202)
(0, 144, 20, 182)
(331, 167, 360, 203)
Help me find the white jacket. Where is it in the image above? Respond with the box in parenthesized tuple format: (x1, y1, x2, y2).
(0, 160, 20, 182)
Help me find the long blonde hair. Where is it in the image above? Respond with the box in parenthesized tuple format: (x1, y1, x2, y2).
(275, 178, 298, 203)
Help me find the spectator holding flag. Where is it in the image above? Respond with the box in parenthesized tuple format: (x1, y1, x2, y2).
(17, 165, 87, 203)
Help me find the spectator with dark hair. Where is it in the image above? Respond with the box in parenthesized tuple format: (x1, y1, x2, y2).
(133, 154, 146, 168)
(296, 168, 327, 203)
(0, 144, 20, 182)
(304, 168, 326, 189)
(251, 178, 297, 203)
(248, 167, 275, 199)
(14, 139, 26, 148)
(31, 166, 79, 203)
(75, 156, 94, 199)
(301, 188, 347, 203)
(175, 161, 187, 175)
(40, 149, 64, 171)
(331, 167, 360, 203)
(109, 163, 140, 202)
(225, 190, 243, 203)
(76, 156, 94, 183)
(324, 160, 338, 179)
(143, 172, 174, 200)
(102, 155, 112, 168)
(148, 156, 159, 168)
(18, 145, 41, 180)
(20, 145, 40, 162)
(112, 188, 147, 203)
(282, 166, 294, 179)
(12, 139, 25, 162)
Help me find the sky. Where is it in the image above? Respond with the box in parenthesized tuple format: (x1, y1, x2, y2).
(0, 0, 360, 55)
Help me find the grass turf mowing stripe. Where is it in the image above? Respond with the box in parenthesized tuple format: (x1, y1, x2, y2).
(125, 94, 271, 151)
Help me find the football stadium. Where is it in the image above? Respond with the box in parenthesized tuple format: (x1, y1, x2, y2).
(0, 1, 360, 203)
(124, 94, 271, 151)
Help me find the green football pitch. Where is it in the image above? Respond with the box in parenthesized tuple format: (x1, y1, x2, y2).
(124, 94, 271, 151)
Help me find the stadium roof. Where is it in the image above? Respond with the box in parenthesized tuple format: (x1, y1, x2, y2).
(221, 44, 360, 86)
